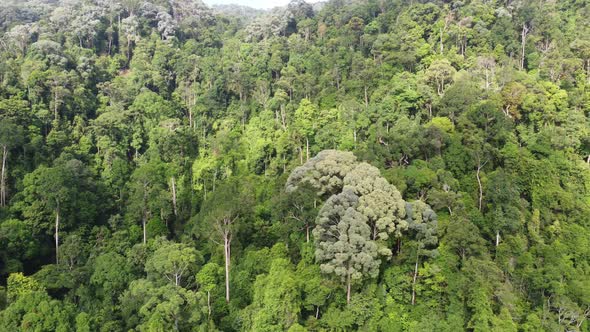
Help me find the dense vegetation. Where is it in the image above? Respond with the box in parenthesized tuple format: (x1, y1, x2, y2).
(0, 0, 589, 330)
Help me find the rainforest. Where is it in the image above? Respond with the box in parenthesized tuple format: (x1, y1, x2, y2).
(0, 0, 589, 331)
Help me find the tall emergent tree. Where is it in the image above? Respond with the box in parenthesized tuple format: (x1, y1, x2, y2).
(0, 119, 23, 207)
(199, 178, 253, 303)
(20, 159, 97, 264)
(288, 150, 413, 303)
(313, 189, 379, 304)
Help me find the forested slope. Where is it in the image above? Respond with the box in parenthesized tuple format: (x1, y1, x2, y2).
(0, 0, 589, 331)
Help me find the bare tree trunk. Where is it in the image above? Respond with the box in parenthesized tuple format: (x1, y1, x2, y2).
(476, 158, 487, 211)
(170, 176, 178, 217)
(477, 167, 483, 211)
(142, 184, 148, 244)
(224, 231, 231, 303)
(107, 30, 112, 55)
(142, 214, 147, 244)
(364, 85, 368, 108)
(54, 89, 59, 120)
(55, 204, 60, 264)
(439, 26, 445, 54)
(411, 251, 419, 305)
(281, 106, 287, 130)
(496, 230, 500, 247)
(299, 146, 303, 165)
(207, 290, 212, 316)
(1, 145, 6, 207)
(306, 223, 310, 243)
(346, 271, 351, 305)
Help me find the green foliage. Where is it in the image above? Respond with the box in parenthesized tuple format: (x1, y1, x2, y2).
(145, 239, 202, 286)
(1, 0, 589, 330)
(6, 272, 44, 302)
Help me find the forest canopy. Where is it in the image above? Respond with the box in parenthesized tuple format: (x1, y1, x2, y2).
(0, 0, 589, 331)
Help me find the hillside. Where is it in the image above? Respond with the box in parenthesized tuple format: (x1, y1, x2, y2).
(0, 0, 589, 331)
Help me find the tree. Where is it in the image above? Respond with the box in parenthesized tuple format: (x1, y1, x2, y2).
(0, 219, 39, 273)
(343, 162, 407, 245)
(20, 159, 97, 264)
(127, 159, 168, 244)
(0, 288, 75, 331)
(6, 272, 44, 302)
(0, 119, 23, 207)
(90, 252, 133, 305)
(285, 149, 357, 198)
(121, 279, 205, 331)
(199, 178, 253, 303)
(484, 169, 522, 247)
(247, 258, 302, 331)
(313, 189, 380, 304)
(405, 200, 438, 305)
(196, 262, 222, 317)
(425, 59, 456, 96)
(145, 240, 201, 287)
(279, 182, 318, 243)
(293, 98, 320, 161)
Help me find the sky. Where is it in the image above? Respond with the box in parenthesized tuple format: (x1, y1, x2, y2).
(203, 0, 317, 10)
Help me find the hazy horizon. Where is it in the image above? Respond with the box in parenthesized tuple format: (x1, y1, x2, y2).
(203, 0, 318, 9)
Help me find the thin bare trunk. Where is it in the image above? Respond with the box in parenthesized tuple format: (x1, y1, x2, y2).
(364, 85, 368, 107)
(439, 27, 444, 54)
(411, 251, 419, 305)
(305, 223, 310, 243)
(299, 146, 303, 165)
(142, 183, 148, 244)
(346, 271, 351, 305)
(55, 204, 60, 264)
(496, 230, 500, 247)
(142, 215, 146, 244)
(54, 89, 59, 120)
(477, 166, 483, 211)
(476, 157, 487, 211)
(280, 106, 287, 130)
(1, 145, 6, 207)
(170, 176, 178, 217)
(207, 290, 212, 316)
(224, 232, 231, 303)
